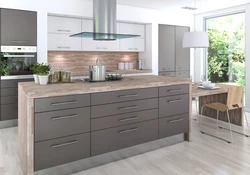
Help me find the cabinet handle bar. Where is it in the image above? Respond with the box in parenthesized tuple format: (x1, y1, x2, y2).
(51, 114, 78, 121)
(51, 140, 78, 148)
(51, 100, 78, 106)
(119, 127, 138, 134)
(119, 105, 138, 110)
(119, 116, 139, 122)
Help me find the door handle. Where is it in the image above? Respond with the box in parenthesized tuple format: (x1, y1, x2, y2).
(168, 118, 183, 123)
(119, 105, 138, 111)
(167, 89, 183, 92)
(11, 40, 28, 44)
(119, 94, 139, 98)
(119, 116, 139, 122)
(119, 127, 138, 134)
(51, 114, 78, 121)
(57, 29, 71, 32)
(51, 140, 78, 148)
(167, 99, 183, 103)
(51, 100, 78, 106)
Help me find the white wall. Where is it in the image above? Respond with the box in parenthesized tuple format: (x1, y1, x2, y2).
(0, 0, 193, 74)
(195, 3, 250, 111)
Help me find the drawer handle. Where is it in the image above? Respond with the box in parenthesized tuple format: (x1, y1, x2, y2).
(119, 127, 138, 134)
(119, 94, 139, 98)
(57, 47, 71, 49)
(119, 116, 139, 122)
(51, 100, 78, 106)
(168, 99, 183, 103)
(51, 140, 78, 148)
(168, 89, 183, 92)
(11, 40, 28, 44)
(168, 118, 184, 123)
(57, 29, 71, 32)
(51, 114, 78, 121)
(119, 105, 138, 111)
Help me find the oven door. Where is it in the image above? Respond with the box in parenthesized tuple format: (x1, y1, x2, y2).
(1, 46, 37, 77)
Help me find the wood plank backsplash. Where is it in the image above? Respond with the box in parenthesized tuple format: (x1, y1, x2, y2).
(48, 51, 139, 76)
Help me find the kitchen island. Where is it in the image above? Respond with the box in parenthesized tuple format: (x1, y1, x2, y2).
(18, 75, 191, 175)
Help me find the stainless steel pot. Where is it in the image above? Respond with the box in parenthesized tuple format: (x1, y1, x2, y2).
(89, 65, 106, 82)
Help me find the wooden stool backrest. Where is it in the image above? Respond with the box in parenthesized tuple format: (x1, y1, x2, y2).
(227, 86, 244, 110)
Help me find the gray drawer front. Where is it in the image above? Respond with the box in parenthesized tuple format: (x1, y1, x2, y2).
(91, 87, 158, 105)
(91, 109, 158, 131)
(35, 94, 90, 113)
(91, 98, 158, 118)
(159, 114, 189, 138)
(35, 107, 90, 142)
(35, 133, 90, 171)
(159, 84, 189, 97)
(91, 119, 158, 156)
(1, 79, 33, 88)
(1, 88, 17, 97)
(159, 94, 189, 118)
(1, 96, 18, 105)
(1, 104, 18, 121)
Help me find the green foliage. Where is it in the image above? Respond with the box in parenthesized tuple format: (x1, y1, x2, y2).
(30, 63, 50, 75)
(0, 53, 11, 76)
(232, 62, 245, 88)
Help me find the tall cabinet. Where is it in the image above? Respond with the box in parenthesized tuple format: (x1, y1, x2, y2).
(158, 24, 190, 78)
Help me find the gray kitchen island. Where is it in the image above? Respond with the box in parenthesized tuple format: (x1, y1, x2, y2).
(18, 75, 191, 175)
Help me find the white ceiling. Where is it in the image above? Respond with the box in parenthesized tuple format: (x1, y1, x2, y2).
(116, 0, 250, 14)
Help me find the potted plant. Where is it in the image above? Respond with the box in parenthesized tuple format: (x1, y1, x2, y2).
(37, 63, 51, 85)
(30, 63, 40, 84)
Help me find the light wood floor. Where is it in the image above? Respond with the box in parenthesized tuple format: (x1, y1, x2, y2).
(1, 105, 250, 175)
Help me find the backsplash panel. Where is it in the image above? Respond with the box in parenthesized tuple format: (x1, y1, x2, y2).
(48, 51, 139, 76)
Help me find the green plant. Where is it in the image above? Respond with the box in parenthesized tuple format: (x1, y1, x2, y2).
(37, 63, 51, 75)
(232, 61, 245, 88)
(1, 53, 11, 76)
(30, 63, 40, 74)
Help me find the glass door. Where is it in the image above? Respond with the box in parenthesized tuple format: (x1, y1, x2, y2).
(205, 12, 246, 87)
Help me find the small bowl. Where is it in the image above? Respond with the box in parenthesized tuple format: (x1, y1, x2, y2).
(203, 83, 215, 88)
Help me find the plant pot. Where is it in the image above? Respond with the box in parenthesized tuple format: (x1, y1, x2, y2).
(38, 75, 49, 85)
(33, 74, 39, 84)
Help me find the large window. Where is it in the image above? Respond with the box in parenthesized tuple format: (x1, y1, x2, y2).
(205, 12, 245, 87)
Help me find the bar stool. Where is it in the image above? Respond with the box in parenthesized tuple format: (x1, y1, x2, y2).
(199, 86, 250, 143)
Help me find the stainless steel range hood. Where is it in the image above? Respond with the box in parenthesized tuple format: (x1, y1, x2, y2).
(70, 0, 140, 40)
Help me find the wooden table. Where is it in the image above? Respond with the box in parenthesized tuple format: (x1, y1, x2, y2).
(192, 83, 243, 126)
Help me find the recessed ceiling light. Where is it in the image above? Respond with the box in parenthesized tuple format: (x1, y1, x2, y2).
(181, 6, 198, 10)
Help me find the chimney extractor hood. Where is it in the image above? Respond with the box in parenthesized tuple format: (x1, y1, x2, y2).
(70, 0, 140, 40)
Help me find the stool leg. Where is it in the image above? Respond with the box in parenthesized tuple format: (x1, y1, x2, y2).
(196, 99, 199, 122)
(243, 108, 250, 137)
(216, 110, 219, 128)
(226, 110, 233, 143)
(200, 106, 204, 132)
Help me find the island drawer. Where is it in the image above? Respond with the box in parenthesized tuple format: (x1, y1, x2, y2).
(35, 133, 90, 171)
(0, 79, 33, 88)
(159, 94, 189, 118)
(91, 87, 158, 105)
(1, 104, 17, 121)
(91, 98, 158, 118)
(1, 88, 18, 97)
(35, 107, 90, 142)
(159, 114, 189, 138)
(91, 109, 158, 131)
(1, 96, 17, 105)
(91, 119, 158, 156)
(34, 94, 90, 113)
(159, 84, 189, 97)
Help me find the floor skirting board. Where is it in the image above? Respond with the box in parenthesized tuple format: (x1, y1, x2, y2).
(35, 134, 185, 175)
(0, 119, 17, 129)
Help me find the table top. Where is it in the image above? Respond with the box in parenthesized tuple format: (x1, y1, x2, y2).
(192, 83, 239, 97)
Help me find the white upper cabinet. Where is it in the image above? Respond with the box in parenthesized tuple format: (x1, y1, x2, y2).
(48, 16, 81, 34)
(48, 16, 82, 51)
(119, 23, 145, 52)
(81, 19, 120, 51)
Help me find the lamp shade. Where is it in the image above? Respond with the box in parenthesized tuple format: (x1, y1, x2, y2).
(182, 31, 209, 48)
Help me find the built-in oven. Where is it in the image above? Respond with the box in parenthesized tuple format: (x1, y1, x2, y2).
(1, 46, 37, 78)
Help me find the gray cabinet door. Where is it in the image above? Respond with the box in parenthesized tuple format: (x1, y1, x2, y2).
(175, 26, 190, 71)
(158, 25, 175, 72)
(159, 84, 189, 97)
(91, 119, 158, 156)
(35, 107, 90, 142)
(35, 133, 90, 171)
(1, 104, 17, 120)
(159, 114, 189, 138)
(0, 9, 37, 46)
(175, 71, 190, 79)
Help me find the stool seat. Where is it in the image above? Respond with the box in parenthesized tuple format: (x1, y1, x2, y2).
(204, 102, 228, 112)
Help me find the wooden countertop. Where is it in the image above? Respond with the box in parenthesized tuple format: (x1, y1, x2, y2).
(19, 75, 191, 99)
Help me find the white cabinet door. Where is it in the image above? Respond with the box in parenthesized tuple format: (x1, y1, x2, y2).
(81, 19, 119, 51)
(48, 34, 81, 51)
(119, 23, 145, 38)
(119, 38, 145, 52)
(48, 16, 81, 34)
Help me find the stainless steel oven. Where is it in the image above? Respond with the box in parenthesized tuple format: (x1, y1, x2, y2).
(1, 46, 37, 79)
